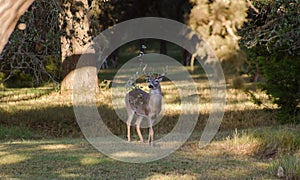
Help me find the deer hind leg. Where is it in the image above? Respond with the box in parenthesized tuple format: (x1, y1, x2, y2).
(135, 116, 144, 142)
(126, 110, 134, 142)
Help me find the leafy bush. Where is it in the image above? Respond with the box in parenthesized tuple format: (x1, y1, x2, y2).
(241, 0, 300, 124)
(4, 71, 33, 88)
(261, 56, 300, 123)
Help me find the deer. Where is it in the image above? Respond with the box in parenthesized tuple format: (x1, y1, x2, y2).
(125, 69, 166, 146)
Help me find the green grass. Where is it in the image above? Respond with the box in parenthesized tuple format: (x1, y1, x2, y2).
(0, 136, 274, 179)
(0, 63, 299, 178)
(269, 155, 300, 179)
(1, 125, 299, 179)
(222, 126, 300, 158)
(0, 126, 37, 140)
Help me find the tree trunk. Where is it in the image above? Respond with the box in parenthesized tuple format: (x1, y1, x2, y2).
(0, 0, 34, 53)
(159, 40, 167, 55)
(59, 0, 98, 92)
(182, 48, 191, 66)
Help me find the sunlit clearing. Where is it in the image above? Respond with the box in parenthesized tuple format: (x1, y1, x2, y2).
(80, 156, 100, 165)
(60, 173, 80, 178)
(112, 151, 151, 158)
(40, 144, 74, 150)
(0, 154, 29, 165)
(145, 174, 197, 180)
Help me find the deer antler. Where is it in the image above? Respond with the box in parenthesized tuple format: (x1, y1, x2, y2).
(157, 65, 168, 78)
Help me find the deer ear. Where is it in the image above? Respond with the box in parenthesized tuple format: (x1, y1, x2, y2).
(157, 76, 164, 82)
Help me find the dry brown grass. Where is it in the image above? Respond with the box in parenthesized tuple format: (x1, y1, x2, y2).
(0, 84, 299, 179)
(0, 70, 277, 138)
(96, 75, 276, 136)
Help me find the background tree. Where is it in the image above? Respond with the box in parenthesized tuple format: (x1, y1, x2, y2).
(59, 0, 99, 92)
(241, 0, 300, 122)
(0, 0, 61, 87)
(124, 0, 192, 57)
(188, 0, 248, 71)
(0, 0, 34, 53)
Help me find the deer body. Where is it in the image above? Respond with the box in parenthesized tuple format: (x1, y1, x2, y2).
(125, 75, 164, 145)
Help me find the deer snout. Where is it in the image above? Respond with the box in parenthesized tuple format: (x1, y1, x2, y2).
(148, 84, 153, 89)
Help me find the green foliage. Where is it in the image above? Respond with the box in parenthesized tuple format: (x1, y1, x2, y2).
(261, 56, 300, 123)
(4, 71, 33, 88)
(44, 55, 61, 81)
(243, 0, 299, 55)
(241, 0, 300, 123)
(0, 72, 5, 82)
(0, 0, 61, 87)
(244, 89, 263, 106)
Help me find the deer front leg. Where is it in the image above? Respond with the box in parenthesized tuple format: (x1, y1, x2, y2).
(148, 118, 154, 146)
(135, 116, 144, 142)
(148, 127, 154, 146)
(126, 111, 134, 142)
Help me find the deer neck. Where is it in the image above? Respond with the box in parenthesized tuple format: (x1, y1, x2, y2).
(149, 86, 162, 96)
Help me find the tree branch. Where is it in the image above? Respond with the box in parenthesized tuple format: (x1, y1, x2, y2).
(0, 0, 34, 53)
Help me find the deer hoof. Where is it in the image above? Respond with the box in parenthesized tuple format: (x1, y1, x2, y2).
(149, 142, 154, 147)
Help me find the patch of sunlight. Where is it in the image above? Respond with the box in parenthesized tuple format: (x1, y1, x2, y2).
(0, 151, 8, 156)
(0, 145, 6, 150)
(164, 104, 181, 111)
(0, 154, 29, 165)
(80, 156, 100, 165)
(40, 144, 74, 150)
(144, 174, 197, 180)
(60, 173, 80, 178)
(225, 102, 265, 111)
(112, 151, 150, 158)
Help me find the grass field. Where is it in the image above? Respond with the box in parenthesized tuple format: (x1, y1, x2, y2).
(0, 127, 299, 179)
(0, 65, 299, 179)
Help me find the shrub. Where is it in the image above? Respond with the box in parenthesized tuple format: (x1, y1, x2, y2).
(261, 56, 300, 123)
(225, 126, 300, 158)
(269, 155, 300, 179)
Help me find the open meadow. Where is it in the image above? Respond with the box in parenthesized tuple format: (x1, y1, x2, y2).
(0, 0, 299, 178)
(0, 66, 299, 179)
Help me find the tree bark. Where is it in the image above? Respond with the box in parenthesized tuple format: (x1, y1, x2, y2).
(159, 40, 167, 55)
(0, 0, 34, 53)
(59, 0, 98, 92)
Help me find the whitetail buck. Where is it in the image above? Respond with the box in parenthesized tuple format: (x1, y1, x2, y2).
(125, 70, 166, 146)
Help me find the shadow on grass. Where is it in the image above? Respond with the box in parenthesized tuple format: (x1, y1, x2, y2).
(0, 138, 272, 179)
(0, 89, 279, 178)
(0, 105, 80, 138)
(0, 97, 276, 139)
